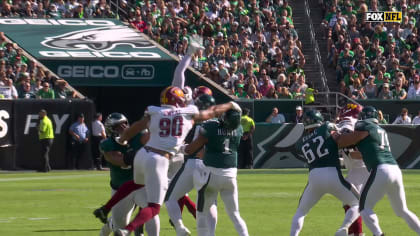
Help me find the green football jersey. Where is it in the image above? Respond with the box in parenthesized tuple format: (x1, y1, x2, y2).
(100, 133, 144, 190)
(354, 120, 397, 171)
(202, 120, 243, 169)
(298, 122, 340, 170)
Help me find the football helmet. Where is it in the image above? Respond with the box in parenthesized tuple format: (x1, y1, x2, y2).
(194, 94, 216, 110)
(220, 109, 241, 130)
(193, 86, 212, 100)
(339, 103, 363, 120)
(104, 113, 128, 137)
(160, 86, 186, 107)
(303, 109, 324, 130)
(359, 106, 379, 120)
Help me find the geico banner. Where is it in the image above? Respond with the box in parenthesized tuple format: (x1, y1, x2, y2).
(0, 100, 13, 146)
(13, 99, 94, 170)
(41, 60, 176, 87)
(253, 123, 420, 169)
(0, 18, 178, 86)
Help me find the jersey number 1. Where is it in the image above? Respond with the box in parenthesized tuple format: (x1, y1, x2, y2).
(159, 116, 183, 137)
(301, 136, 329, 163)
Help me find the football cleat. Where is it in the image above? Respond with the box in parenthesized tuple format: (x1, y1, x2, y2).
(334, 227, 348, 236)
(161, 86, 186, 107)
(114, 228, 130, 236)
(93, 206, 108, 224)
(175, 225, 191, 236)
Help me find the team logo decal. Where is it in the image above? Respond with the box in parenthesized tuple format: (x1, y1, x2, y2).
(41, 26, 154, 51)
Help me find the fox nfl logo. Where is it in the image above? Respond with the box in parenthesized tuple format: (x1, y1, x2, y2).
(365, 12, 402, 22)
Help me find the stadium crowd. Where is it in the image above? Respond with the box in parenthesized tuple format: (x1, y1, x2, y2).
(119, 0, 312, 100)
(0, 32, 76, 99)
(1, 0, 419, 102)
(0, 0, 312, 100)
(321, 0, 420, 100)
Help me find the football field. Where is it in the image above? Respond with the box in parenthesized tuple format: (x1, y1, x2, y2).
(1, 169, 420, 236)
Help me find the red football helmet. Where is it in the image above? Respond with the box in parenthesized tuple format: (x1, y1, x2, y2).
(193, 86, 212, 100)
(339, 103, 363, 119)
(160, 86, 186, 107)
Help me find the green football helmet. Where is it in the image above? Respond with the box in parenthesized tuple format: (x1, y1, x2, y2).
(104, 113, 128, 137)
(220, 109, 241, 130)
(359, 106, 379, 120)
(303, 109, 324, 130)
(194, 94, 216, 110)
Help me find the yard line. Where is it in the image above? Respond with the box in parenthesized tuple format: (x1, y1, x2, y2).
(0, 173, 107, 182)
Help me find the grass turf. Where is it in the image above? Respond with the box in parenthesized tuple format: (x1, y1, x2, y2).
(1, 169, 420, 235)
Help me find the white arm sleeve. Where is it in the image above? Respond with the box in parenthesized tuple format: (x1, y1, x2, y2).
(172, 54, 192, 89)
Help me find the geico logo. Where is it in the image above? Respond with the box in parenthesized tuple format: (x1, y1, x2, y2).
(0, 110, 10, 138)
(39, 51, 161, 59)
(0, 18, 115, 26)
(57, 65, 119, 78)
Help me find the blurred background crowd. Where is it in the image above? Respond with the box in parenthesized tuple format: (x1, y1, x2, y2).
(0, 0, 418, 102)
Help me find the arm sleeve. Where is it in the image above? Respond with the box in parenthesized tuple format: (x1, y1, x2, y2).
(172, 55, 192, 89)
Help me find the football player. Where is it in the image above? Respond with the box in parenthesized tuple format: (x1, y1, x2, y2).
(115, 86, 241, 235)
(98, 113, 158, 236)
(336, 103, 368, 236)
(336, 106, 420, 236)
(290, 110, 360, 236)
(183, 108, 249, 236)
(164, 94, 218, 236)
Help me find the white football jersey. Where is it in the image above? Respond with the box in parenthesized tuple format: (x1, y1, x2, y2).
(146, 104, 199, 155)
(337, 117, 366, 170)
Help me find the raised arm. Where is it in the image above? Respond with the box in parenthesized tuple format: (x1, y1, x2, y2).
(119, 115, 150, 145)
(193, 101, 241, 123)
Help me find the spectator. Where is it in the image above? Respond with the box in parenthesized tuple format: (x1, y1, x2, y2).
(54, 80, 75, 99)
(393, 77, 407, 100)
(364, 76, 377, 99)
(68, 113, 90, 169)
(18, 82, 36, 99)
(91, 112, 106, 170)
(38, 109, 54, 172)
(377, 83, 393, 99)
(292, 105, 303, 123)
(412, 110, 420, 125)
(239, 107, 255, 169)
(393, 108, 412, 124)
(2, 79, 18, 99)
(266, 107, 286, 124)
(37, 81, 55, 99)
(304, 82, 317, 105)
(378, 110, 388, 124)
(407, 75, 420, 99)
(235, 84, 248, 98)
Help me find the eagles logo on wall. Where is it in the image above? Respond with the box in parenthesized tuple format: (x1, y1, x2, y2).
(41, 26, 155, 51)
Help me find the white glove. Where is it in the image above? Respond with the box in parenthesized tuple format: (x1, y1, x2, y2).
(183, 86, 193, 104)
(229, 101, 242, 113)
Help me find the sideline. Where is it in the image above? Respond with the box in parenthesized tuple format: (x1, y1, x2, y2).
(0, 173, 107, 182)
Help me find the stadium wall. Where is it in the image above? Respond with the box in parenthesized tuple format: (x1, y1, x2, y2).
(253, 123, 420, 169)
(0, 99, 95, 170)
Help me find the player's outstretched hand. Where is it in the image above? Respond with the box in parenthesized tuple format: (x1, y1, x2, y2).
(229, 101, 242, 113)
